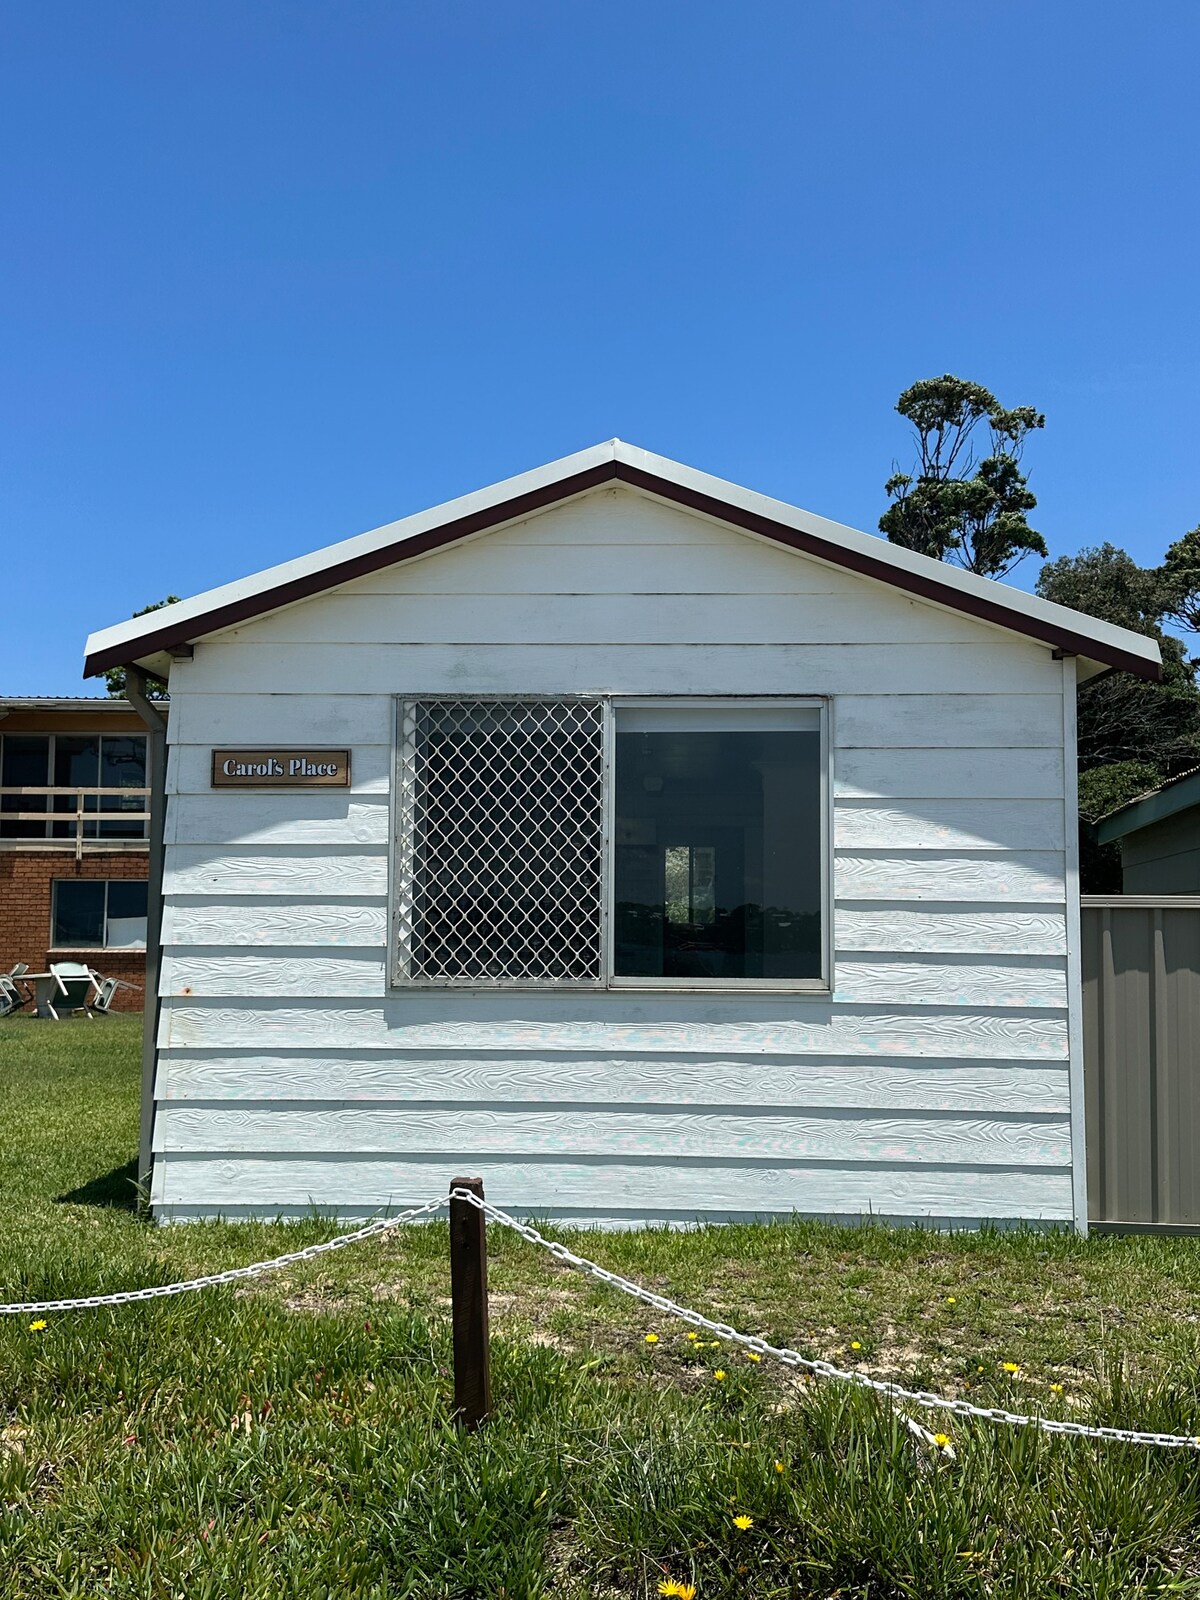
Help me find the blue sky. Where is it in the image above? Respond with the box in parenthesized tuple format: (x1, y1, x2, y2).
(2, 1, 1198, 694)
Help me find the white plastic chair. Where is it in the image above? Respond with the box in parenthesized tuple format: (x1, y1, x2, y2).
(91, 974, 141, 1014)
(0, 965, 30, 1017)
(45, 962, 100, 1021)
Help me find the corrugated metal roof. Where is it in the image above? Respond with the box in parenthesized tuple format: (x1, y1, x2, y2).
(0, 696, 136, 712)
(1096, 765, 1200, 843)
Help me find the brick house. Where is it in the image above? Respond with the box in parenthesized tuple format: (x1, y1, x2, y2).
(0, 697, 161, 1010)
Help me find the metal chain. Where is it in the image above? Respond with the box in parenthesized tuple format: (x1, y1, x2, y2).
(0, 1196, 446, 1315)
(3, 1182, 1198, 1451)
(454, 1190, 1200, 1453)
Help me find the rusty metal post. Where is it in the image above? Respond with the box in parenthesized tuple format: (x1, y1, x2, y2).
(449, 1176, 492, 1429)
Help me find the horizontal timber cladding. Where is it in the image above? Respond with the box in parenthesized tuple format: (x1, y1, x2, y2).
(161, 899, 390, 946)
(149, 486, 1074, 1223)
(158, 951, 1068, 1009)
(149, 1157, 1075, 1222)
(232, 590, 999, 647)
(834, 800, 1065, 853)
(177, 644, 1062, 698)
(165, 795, 390, 847)
(154, 1054, 1071, 1113)
(158, 999, 1069, 1059)
(835, 747, 1065, 801)
(161, 847, 1066, 903)
(153, 1107, 1071, 1167)
(166, 688, 1064, 745)
(157, 901, 1069, 956)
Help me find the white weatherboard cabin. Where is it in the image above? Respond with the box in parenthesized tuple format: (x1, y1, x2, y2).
(85, 441, 1160, 1230)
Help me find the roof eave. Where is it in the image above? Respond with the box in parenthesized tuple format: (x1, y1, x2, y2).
(83, 444, 1163, 684)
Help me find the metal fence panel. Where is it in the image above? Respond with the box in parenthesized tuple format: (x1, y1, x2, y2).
(1083, 897, 1200, 1228)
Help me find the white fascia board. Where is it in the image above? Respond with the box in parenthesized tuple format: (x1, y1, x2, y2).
(612, 443, 1160, 678)
(83, 440, 619, 669)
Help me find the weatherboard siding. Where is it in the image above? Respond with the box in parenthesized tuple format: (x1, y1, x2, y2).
(151, 485, 1074, 1225)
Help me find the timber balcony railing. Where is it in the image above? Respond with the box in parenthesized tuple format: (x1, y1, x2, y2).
(0, 787, 151, 861)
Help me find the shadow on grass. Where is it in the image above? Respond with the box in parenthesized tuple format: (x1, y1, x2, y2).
(57, 1158, 140, 1211)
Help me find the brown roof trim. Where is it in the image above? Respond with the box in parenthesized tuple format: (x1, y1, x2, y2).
(84, 460, 1163, 682)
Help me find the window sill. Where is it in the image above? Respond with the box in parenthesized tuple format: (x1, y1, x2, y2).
(387, 979, 832, 997)
(48, 947, 147, 957)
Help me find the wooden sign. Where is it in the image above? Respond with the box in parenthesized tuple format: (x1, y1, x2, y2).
(211, 749, 351, 788)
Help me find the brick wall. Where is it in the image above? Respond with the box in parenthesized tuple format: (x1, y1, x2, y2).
(0, 851, 149, 1011)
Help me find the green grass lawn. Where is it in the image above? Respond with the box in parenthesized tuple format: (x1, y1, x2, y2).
(6, 1020, 1200, 1596)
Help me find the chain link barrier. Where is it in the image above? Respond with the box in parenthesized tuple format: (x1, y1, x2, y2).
(0, 1196, 447, 1316)
(2, 1184, 1198, 1452)
(458, 1189, 1200, 1453)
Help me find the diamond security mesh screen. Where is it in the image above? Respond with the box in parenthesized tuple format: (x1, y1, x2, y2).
(396, 699, 605, 984)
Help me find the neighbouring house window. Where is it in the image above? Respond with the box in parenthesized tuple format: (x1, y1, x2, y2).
(0, 734, 49, 838)
(0, 733, 147, 840)
(393, 697, 827, 989)
(52, 879, 148, 949)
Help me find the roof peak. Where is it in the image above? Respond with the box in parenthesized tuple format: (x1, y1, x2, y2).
(83, 441, 1162, 685)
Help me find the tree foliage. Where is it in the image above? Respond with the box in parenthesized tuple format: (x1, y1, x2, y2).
(103, 596, 182, 699)
(1036, 545, 1200, 890)
(880, 375, 1047, 577)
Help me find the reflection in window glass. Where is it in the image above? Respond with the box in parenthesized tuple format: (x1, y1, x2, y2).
(0, 735, 49, 838)
(53, 881, 106, 947)
(614, 708, 823, 981)
(105, 880, 148, 947)
(98, 736, 148, 838)
(53, 736, 99, 838)
(51, 879, 148, 949)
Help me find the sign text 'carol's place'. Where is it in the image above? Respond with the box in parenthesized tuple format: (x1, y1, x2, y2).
(211, 749, 351, 787)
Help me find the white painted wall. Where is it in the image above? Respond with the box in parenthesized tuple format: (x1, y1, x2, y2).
(151, 486, 1075, 1225)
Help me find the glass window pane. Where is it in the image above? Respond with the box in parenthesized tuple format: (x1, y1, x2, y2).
(98, 735, 148, 838)
(53, 880, 106, 947)
(1, 735, 50, 838)
(106, 879, 148, 948)
(53, 735, 100, 838)
(614, 707, 823, 981)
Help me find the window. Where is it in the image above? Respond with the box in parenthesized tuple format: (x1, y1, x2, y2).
(393, 697, 827, 990)
(0, 733, 147, 840)
(52, 879, 148, 949)
(395, 699, 605, 983)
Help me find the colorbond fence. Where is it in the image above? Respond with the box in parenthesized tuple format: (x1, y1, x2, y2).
(1083, 897, 1200, 1231)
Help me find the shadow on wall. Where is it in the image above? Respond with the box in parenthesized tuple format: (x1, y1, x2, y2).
(57, 1158, 139, 1211)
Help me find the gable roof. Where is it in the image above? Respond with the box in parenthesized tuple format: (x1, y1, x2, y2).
(1095, 766, 1200, 844)
(83, 439, 1162, 683)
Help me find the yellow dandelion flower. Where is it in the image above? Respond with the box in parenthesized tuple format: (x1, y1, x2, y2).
(658, 1583, 696, 1600)
(945, 1296, 957, 1305)
(713, 1369, 727, 1381)
(686, 1332, 699, 1342)
(774, 1460, 785, 1474)
(1050, 1382, 1064, 1395)
(1002, 1362, 1020, 1374)
(644, 1333, 660, 1345)
(732, 1513, 754, 1530)
(851, 1341, 862, 1351)
(933, 1433, 951, 1449)
(746, 1352, 761, 1363)
(28, 1320, 47, 1333)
